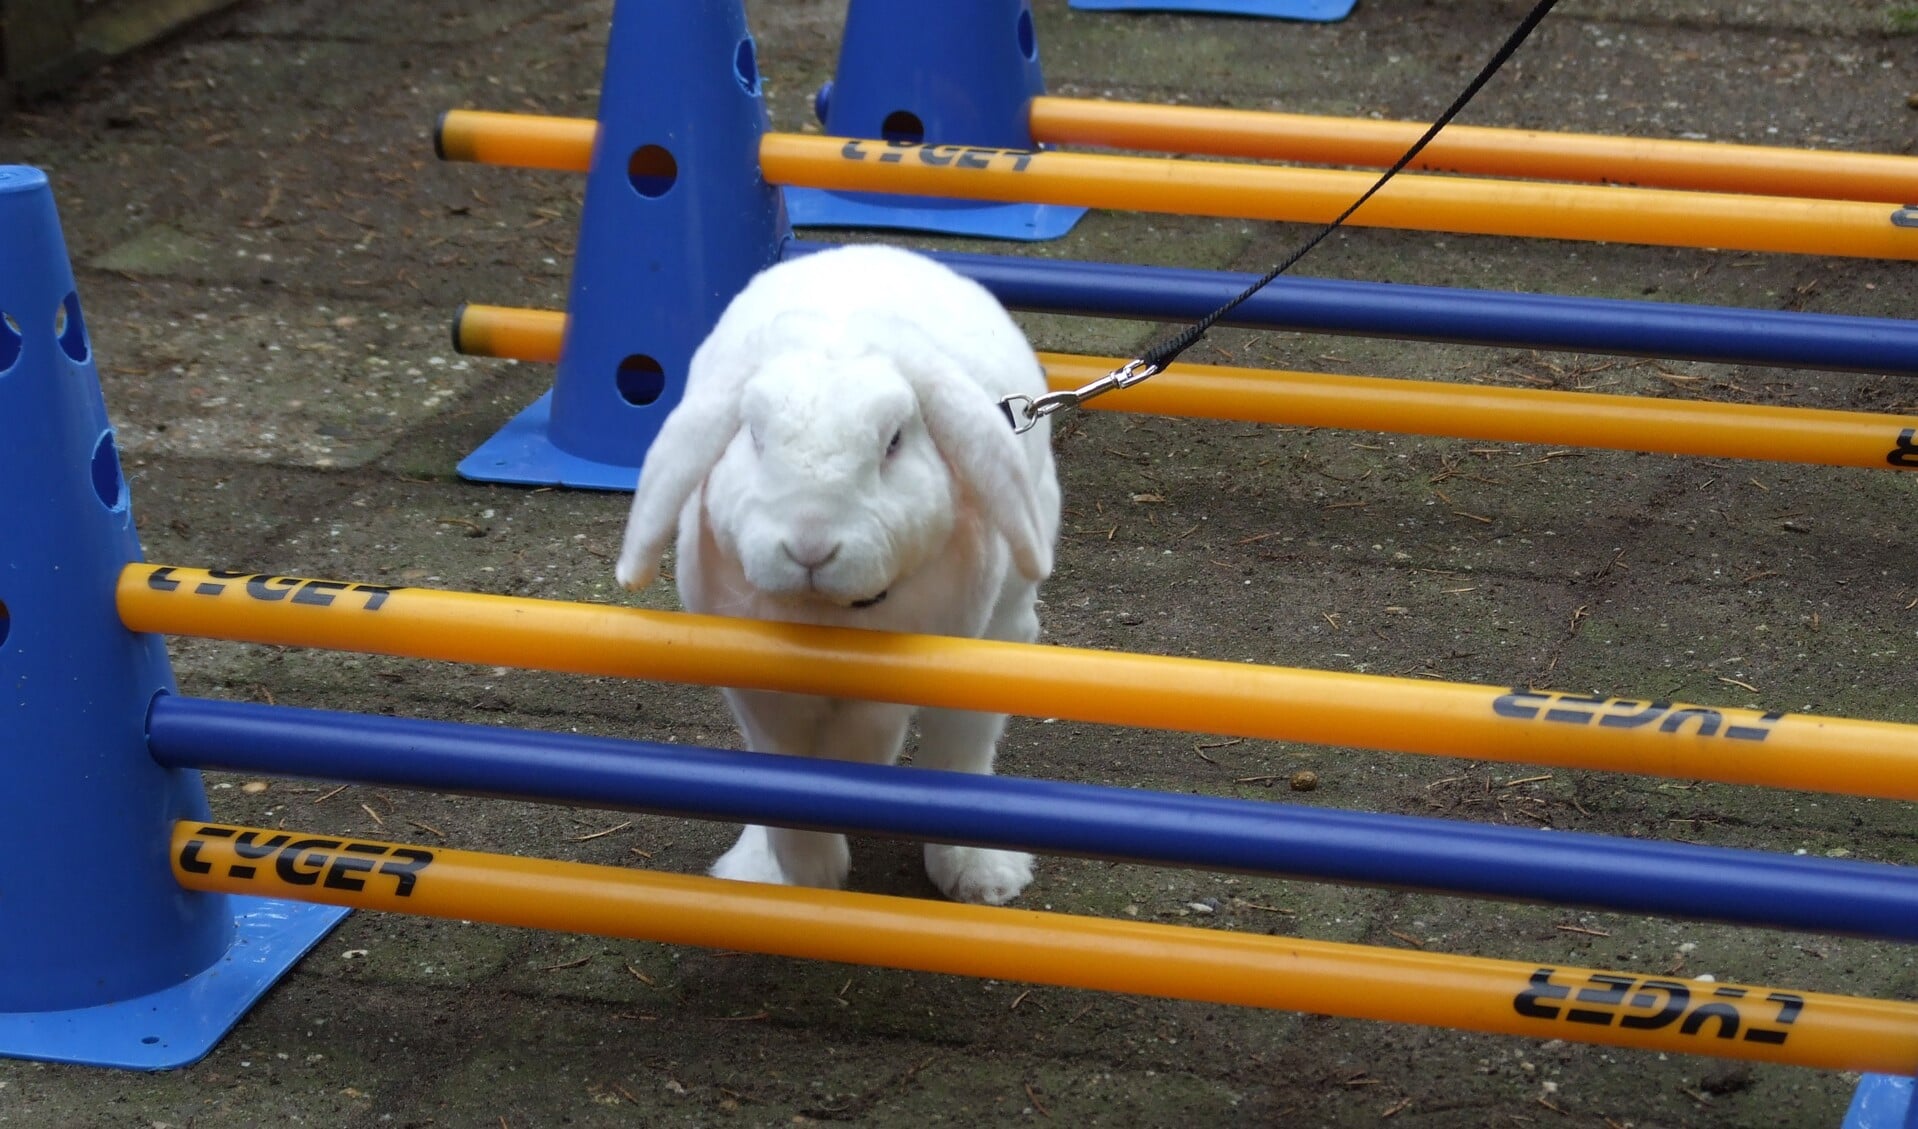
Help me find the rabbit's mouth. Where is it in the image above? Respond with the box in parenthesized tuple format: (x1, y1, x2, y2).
(849, 590, 888, 609)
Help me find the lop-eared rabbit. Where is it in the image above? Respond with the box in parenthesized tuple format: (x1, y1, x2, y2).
(617, 245, 1061, 904)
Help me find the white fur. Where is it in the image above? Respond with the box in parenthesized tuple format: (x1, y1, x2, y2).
(616, 245, 1062, 905)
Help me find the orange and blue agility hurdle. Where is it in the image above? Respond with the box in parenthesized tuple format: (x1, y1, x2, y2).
(435, 0, 1918, 490)
(141, 692, 1918, 942)
(1, 162, 1915, 1124)
(3, 2, 1916, 1115)
(452, 306, 1918, 475)
(435, 110, 1918, 378)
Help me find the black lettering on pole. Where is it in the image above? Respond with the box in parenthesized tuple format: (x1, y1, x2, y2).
(228, 830, 292, 879)
(1618, 980, 1690, 1030)
(1513, 968, 1569, 1020)
(1724, 709, 1784, 742)
(181, 825, 237, 875)
(1657, 707, 1723, 737)
(291, 580, 350, 607)
(231, 831, 289, 858)
(274, 837, 343, 886)
(1764, 991, 1803, 1028)
(1492, 689, 1548, 720)
(1010, 151, 1034, 172)
(246, 575, 300, 602)
(878, 140, 909, 164)
(378, 848, 435, 897)
(840, 139, 867, 161)
(1887, 428, 1918, 468)
(178, 838, 214, 874)
(1500, 690, 1782, 745)
(324, 844, 386, 892)
(1596, 699, 1669, 729)
(146, 566, 182, 592)
(955, 147, 991, 170)
(1566, 974, 1635, 1025)
(1678, 1002, 1742, 1038)
(920, 145, 958, 167)
(1743, 992, 1802, 1045)
(197, 567, 252, 596)
(353, 583, 399, 611)
(1544, 692, 1608, 725)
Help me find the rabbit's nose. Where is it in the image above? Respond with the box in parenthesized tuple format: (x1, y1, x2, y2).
(782, 538, 841, 570)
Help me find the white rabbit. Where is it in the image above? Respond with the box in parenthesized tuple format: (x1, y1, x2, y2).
(615, 244, 1062, 905)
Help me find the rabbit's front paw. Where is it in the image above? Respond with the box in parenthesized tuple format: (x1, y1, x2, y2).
(709, 825, 787, 885)
(710, 825, 852, 890)
(926, 844, 1033, 905)
(772, 828, 852, 891)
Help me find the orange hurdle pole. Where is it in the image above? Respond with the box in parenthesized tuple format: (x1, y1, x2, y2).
(759, 134, 1918, 261)
(120, 565, 1918, 802)
(451, 304, 1918, 473)
(430, 112, 1918, 259)
(171, 821, 1918, 1075)
(434, 109, 595, 172)
(437, 105, 1918, 204)
(1041, 353, 1918, 472)
(1027, 96, 1918, 203)
(451, 302, 567, 363)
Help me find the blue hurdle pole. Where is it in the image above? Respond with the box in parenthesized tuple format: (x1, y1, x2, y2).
(0, 167, 345, 1071)
(147, 695, 1918, 944)
(782, 242, 1918, 377)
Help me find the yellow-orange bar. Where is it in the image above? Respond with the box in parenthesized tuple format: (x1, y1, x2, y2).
(121, 565, 1918, 801)
(1041, 353, 1918, 472)
(437, 104, 1918, 207)
(434, 109, 595, 172)
(455, 303, 561, 359)
(454, 303, 565, 364)
(1030, 96, 1918, 204)
(171, 821, 1918, 1073)
(759, 134, 1918, 261)
(450, 304, 1918, 474)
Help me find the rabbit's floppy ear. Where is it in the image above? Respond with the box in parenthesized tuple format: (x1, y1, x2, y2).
(615, 300, 833, 590)
(616, 392, 740, 590)
(900, 351, 1053, 583)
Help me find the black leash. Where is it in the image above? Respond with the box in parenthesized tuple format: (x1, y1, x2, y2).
(1001, 0, 1560, 432)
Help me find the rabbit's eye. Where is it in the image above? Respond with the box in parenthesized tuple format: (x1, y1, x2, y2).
(885, 429, 902, 457)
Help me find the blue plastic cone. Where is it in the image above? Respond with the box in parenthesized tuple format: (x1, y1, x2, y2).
(457, 0, 790, 490)
(0, 166, 345, 1070)
(1843, 1074, 1916, 1129)
(791, 0, 1086, 240)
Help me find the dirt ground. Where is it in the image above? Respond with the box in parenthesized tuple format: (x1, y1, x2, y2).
(3, 0, 1917, 1125)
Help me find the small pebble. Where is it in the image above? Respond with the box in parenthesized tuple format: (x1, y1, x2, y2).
(1907, 92, 1918, 110)
(1290, 770, 1320, 792)
(241, 780, 270, 794)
